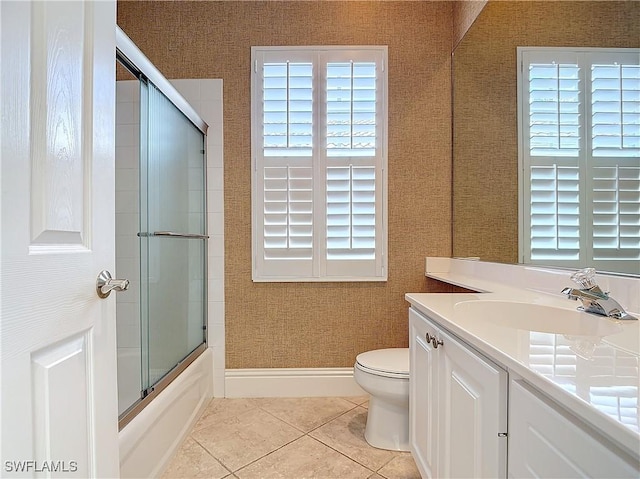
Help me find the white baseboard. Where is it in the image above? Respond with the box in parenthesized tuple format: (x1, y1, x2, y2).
(225, 367, 366, 398)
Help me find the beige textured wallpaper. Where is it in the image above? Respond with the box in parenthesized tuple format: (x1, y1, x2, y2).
(117, 1, 454, 369)
(452, 0, 487, 50)
(452, 1, 640, 264)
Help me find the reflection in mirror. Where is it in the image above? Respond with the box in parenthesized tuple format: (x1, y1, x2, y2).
(452, 1, 640, 275)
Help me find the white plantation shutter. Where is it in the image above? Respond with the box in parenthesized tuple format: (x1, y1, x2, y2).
(262, 166, 313, 257)
(258, 55, 315, 277)
(326, 166, 376, 259)
(527, 62, 581, 157)
(589, 57, 640, 272)
(326, 62, 377, 156)
(529, 164, 581, 260)
(263, 61, 313, 156)
(590, 164, 640, 265)
(520, 48, 640, 274)
(522, 52, 583, 264)
(591, 62, 640, 158)
(252, 47, 387, 281)
(324, 60, 380, 277)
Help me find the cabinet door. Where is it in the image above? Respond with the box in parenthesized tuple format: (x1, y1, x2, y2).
(509, 379, 640, 478)
(409, 309, 439, 479)
(438, 328, 508, 479)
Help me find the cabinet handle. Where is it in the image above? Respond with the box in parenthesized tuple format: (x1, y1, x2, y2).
(426, 332, 443, 349)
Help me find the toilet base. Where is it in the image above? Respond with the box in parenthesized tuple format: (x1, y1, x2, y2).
(363, 395, 410, 452)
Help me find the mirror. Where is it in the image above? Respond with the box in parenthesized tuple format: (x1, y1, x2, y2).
(452, 1, 639, 275)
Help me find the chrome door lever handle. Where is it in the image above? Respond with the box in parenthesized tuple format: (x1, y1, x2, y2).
(96, 270, 130, 298)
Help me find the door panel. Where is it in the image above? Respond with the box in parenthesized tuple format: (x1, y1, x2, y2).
(409, 309, 438, 479)
(439, 329, 508, 479)
(1, 1, 119, 476)
(32, 334, 92, 477)
(30, 1, 87, 248)
(448, 372, 477, 478)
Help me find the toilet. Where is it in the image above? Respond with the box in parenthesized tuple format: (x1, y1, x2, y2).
(353, 348, 410, 451)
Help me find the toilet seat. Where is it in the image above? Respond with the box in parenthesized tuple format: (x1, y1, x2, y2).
(355, 348, 409, 379)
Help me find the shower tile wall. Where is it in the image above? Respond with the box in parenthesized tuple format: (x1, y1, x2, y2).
(169, 79, 225, 398)
(115, 79, 225, 416)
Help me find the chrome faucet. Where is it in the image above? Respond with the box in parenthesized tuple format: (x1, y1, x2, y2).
(561, 268, 637, 320)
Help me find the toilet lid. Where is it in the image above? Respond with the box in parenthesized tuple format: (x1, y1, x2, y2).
(355, 348, 409, 377)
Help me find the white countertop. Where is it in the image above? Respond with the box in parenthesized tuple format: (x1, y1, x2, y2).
(405, 258, 640, 460)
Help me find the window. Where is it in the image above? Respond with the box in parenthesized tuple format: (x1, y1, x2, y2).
(251, 46, 388, 281)
(518, 48, 640, 274)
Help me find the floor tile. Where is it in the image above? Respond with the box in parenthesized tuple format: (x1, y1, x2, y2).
(376, 453, 421, 479)
(192, 398, 259, 432)
(162, 437, 230, 479)
(165, 396, 415, 479)
(309, 406, 397, 471)
(343, 396, 370, 406)
(192, 407, 304, 472)
(235, 436, 372, 479)
(255, 397, 357, 432)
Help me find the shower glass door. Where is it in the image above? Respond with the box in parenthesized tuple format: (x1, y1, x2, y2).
(116, 29, 208, 429)
(140, 82, 207, 391)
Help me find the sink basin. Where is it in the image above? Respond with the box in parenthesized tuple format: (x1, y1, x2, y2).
(454, 300, 624, 337)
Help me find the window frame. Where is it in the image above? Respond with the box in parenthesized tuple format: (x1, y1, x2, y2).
(251, 45, 388, 282)
(517, 47, 640, 274)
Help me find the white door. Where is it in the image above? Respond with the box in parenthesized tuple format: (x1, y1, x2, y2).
(438, 329, 508, 479)
(1, 1, 119, 477)
(409, 308, 439, 479)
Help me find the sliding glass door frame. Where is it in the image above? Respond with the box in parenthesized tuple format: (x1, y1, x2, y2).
(116, 26, 209, 431)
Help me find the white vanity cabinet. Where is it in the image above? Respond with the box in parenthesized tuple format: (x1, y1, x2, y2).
(409, 308, 508, 479)
(509, 379, 640, 478)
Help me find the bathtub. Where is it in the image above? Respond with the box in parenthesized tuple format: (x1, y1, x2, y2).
(118, 348, 213, 478)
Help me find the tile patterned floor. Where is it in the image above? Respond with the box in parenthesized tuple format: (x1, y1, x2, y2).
(161, 396, 421, 479)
